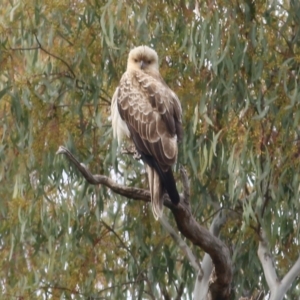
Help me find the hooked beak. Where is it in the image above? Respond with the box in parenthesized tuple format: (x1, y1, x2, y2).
(140, 60, 145, 70)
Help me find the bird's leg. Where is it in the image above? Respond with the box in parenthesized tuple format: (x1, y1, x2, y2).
(133, 149, 141, 160)
(121, 144, 141, 160)
(120, 145, 135, 155)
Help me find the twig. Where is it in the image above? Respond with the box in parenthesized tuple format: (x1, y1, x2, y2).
(10, 46, 40, 51)
(159, 215, 202, 274)
(10, 34, 111, 104)
(100, 220, 138, 265)
(34, 33, 76, 78)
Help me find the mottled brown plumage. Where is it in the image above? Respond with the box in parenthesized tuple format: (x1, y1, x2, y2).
(111, 45, 183, 219)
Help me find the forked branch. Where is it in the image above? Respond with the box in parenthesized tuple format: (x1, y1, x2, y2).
(258, 228, 300, 300)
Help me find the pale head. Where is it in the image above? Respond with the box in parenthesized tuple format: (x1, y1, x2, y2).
(127, 45, 159, 74)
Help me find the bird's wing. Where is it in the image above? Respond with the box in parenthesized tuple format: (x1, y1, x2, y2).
(117, 71, 182, 172)
(111, 87, 130, 145)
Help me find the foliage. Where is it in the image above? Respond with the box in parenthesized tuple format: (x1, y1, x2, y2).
(0, 0, 300, 299)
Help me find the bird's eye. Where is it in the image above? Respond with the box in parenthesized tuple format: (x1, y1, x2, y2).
(148, 60, 151, 64)
(134, 59, 138, 63)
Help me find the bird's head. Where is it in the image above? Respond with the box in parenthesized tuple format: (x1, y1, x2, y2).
(127, 45, 159, 74)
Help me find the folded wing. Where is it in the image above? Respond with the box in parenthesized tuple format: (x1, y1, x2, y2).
(116, 70, 182, 218)
(117, 71, 182, 170)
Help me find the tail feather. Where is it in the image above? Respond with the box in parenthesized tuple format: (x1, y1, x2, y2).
(142, 153, 180, 217)
(158, 167, 180, 205)
(145, 154, 180, 205)
(146, 165, 163, 220)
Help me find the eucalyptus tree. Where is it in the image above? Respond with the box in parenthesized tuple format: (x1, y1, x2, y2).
(1, 0, 300, 299)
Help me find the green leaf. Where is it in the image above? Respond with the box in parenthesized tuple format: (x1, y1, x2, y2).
(0, 86, 11, 100)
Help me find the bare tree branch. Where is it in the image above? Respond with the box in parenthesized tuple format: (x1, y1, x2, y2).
(56, 146, 233, 300)
(280, 256, 300, 296)
(56, 146, 150, 202)
(258, 228, 300, 300)
(257, 229, 278, 292)
(169, 205, 232, 300)
(194, 210, 228, 300)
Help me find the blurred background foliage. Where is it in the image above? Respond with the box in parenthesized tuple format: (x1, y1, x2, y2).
(0, 0, 300, 299)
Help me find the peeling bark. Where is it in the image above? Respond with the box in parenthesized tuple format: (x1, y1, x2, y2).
(56, 146, 233, 300)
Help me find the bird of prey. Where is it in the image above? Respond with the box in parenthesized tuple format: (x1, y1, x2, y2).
(111, 45, 183, 219)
